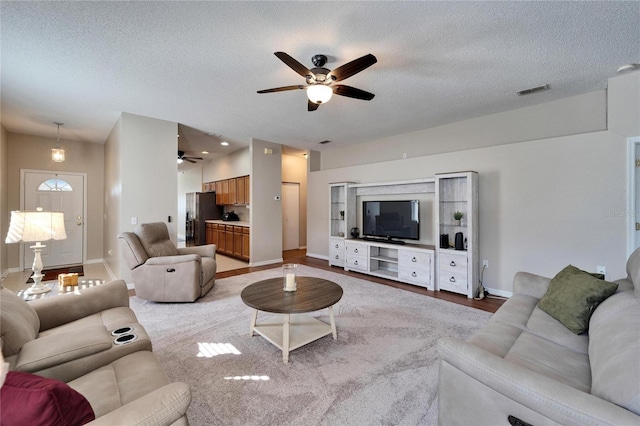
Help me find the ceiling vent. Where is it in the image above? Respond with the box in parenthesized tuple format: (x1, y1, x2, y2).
(318, 140, 331, 144)
(517, 84, 550, 96)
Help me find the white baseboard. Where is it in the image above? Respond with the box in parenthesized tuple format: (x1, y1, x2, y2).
(101, 260, 118, 281)
(484, 287, 512, 299)
(306, 252, 328, 261)
(249, 258, 283, 267)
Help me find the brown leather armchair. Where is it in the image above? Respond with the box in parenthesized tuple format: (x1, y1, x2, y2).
(118, 222, 216, 302)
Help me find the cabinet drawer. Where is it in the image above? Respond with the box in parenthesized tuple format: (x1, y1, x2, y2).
(345, 242, 367, 256)
(329, 238, 345, 267)
(330, 239, 345, 251)
(345, 254, 367, 271)
(439, 252, 468, 274)
(329, 250, 345, 266)
(398, 250, 431, 268)
(438, 270, 468, 293)
(399, 267, 430, 286)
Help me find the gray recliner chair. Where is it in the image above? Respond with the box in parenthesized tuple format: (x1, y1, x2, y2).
(118, 222, 216, 302)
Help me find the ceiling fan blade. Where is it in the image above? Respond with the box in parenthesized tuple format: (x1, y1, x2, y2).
(308, 100, 319, 112)
(185, 156, 203, 161)
(257, 85, 306, 94)
(274, 52, 314, 78)
(329, 54, 377, 82)
(333, 84, 375, 101)
(185, 158, 197, 163)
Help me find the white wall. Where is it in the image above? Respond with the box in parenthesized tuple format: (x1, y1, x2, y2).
(103, 116, 122, 280)
(250, 138, 283, 266)
(0, 124, 8, 278)
(104, 112, 178, 282)
(308, 72, 640, 295)
(321, 90, 607, 170)
(202, 147, 250, 182)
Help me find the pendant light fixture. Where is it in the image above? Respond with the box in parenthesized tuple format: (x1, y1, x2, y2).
(51, 122, 65, 162)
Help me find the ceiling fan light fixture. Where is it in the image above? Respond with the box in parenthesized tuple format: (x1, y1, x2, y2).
(177, 158, 183, 164)
(307, 84, 333, 104)
(221, 141, 229, 146)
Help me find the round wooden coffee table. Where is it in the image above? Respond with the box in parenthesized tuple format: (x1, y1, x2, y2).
(241, 276, 343, 363)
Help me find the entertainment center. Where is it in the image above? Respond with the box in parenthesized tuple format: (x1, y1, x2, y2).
(328, 172, 479, 298)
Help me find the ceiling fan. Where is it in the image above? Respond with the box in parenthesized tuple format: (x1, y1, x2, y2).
(257, 52, 377, 111)
(177, 150, 203, 164)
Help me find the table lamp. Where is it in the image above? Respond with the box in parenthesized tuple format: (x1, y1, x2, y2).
(5, 209, 67, 295)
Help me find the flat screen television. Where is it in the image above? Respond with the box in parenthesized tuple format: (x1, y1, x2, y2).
(362, 200, 420, 242)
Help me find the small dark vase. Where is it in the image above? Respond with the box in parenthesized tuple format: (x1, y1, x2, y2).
(350, 227, 360, 238)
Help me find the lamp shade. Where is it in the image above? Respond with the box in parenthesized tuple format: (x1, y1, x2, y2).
(5, 210, 67, 243)
(306, 84, 333, 104)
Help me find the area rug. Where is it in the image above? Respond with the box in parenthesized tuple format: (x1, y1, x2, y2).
(129, 265, 491, 426)
(26, 264, 83, 283)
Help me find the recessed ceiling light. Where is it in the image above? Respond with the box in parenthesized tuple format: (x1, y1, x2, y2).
(201, 151, 209, 155)
(221, 141, 229, 146)
(617, 63, 640, 73)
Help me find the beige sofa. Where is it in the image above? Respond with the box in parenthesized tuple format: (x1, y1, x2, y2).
(1, 280, 191, 425)
(438, 249, 640, 426)
(119, 222, 217, 302)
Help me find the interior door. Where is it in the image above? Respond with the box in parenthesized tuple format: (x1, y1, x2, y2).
(282, 182, 300, 251)
(23, 171, 85, 269)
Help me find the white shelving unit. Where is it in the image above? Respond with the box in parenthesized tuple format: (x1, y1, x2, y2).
(328, 182, 356, 267)
(326, 174, 477, 295)
(345, 239, 435, 290)
(435, 171, 479, 298)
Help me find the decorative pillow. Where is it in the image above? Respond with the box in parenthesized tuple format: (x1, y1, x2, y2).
(0, 371, 95, 425)
(537, 265, 618, 334)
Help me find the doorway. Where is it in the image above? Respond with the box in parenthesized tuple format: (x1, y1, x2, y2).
(282, 182, 300, 251)
(21, 170, 86, 269)
(628, 136, 640, 257)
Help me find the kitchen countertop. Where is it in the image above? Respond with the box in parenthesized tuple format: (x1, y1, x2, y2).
(205, 220, 250, 227)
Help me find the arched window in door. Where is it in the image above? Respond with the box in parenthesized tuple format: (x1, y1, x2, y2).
(37, 178, 73, 192)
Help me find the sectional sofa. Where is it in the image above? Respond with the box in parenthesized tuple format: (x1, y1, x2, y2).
(438, 248, 640, 425)
(0, 280, 191, 425)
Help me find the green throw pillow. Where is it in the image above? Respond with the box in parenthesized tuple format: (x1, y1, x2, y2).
(537, 265, 618, 334)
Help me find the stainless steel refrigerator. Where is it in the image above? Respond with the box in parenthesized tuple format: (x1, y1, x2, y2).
(186, 192, 223, 245)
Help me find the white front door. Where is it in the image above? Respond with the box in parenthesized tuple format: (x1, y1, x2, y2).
(282, 182, 300, 251)
(23, 171, 85, 269)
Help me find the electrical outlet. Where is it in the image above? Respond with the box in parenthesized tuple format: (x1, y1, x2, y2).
(483, 260, 489, 269)
(596, 266, 606, 276)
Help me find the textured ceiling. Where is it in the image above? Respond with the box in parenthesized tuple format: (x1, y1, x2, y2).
(1, 1, 639, 159)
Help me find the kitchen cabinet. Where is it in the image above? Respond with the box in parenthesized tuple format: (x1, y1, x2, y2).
(215, 181, 223, 204)
(205, 222, 249, 261)
(236, 176, 246, 205)
(203, 175, 250, 206)
(221, 180, 229, 205)
(242, 227, 250, 260)
(229, 178, 237, 205)
(225, 225, 234, 255)
(233, 226, 243, 257)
